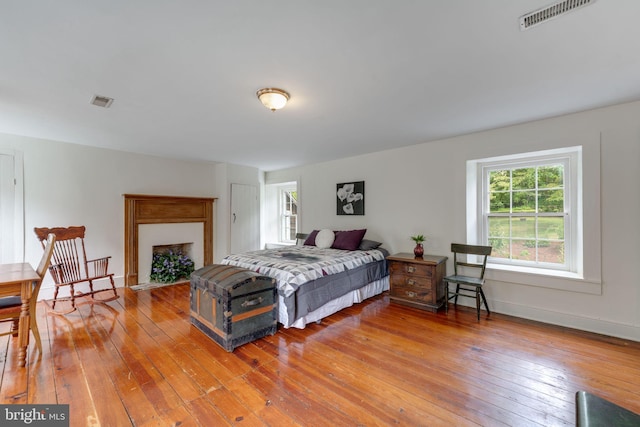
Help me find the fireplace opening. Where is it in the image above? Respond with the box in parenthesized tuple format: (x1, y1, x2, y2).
(149, 242, 195, 284)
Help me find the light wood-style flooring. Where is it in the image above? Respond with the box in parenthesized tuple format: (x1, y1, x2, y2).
(1, 284, 639, 426)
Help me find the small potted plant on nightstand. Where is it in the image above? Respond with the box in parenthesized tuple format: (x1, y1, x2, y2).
(411, 234, 425, 258)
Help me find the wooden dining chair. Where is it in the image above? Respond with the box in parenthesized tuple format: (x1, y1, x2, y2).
(443, 243, 492, 321)
(0, 233, 56, 357)
(34, 226, 119, 314)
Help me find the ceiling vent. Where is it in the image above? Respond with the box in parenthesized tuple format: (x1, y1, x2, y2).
(90, 95, 114, 108)
(520, 0, 596, 30)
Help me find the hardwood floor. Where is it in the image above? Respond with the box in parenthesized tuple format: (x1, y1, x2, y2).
(1, 284, 639, 426)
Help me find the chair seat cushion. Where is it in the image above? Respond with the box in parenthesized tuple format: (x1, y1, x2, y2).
(0, 296, 22, 315)
(443, 275, 484, 287)
(0, 296, 21, 307)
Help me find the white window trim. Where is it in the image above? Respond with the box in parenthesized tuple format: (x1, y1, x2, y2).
(466, 142, 602, 295)
(278, 183, 298, 244)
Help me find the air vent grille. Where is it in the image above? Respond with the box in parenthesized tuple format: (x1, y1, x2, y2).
(520, 0, 595, 30)
(90, 95, 114, 108)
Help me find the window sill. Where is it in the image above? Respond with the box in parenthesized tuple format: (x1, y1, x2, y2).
(485, 263, 602, 295)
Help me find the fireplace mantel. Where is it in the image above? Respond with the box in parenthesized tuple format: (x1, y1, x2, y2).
(124, 194, 216, 286)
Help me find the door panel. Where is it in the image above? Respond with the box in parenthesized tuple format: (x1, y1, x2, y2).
(0, 152, 24, 263)
(230, 184, 259, 254)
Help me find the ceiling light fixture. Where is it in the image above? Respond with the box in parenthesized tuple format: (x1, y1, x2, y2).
(256, 88, 289, 111)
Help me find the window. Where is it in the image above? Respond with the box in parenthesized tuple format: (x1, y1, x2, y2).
(471, 146, 582, 275)
(279, 184, 298, 243)
(265, 181, 299, 245)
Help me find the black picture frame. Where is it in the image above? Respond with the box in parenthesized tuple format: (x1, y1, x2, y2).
(336, 181, 365, 215)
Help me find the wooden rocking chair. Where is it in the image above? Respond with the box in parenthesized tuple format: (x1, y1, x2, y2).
(34, 226, 119, 314)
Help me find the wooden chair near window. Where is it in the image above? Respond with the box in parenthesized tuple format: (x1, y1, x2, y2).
(295, 233, 309, 245)
(34, 226, 119, 315)
(0, 233, 56, 357)
(443, 243, 492, 321)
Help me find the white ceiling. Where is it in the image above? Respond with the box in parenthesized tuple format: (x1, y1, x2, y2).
(1, 1, 639, 171)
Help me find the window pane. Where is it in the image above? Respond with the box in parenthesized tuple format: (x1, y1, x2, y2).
(538, 165, 563, 189)
(511, 217, 535, 239)
(538, 216, 564, 239)
(488, 238, 510, 258)
(288, 191, 298, 214)
(288, 215, 297, 240)
(513, 239, 536, 261)
(489, 170, 511, 191)
(488, 217, 510, 239)
(538, 189, 563, 213)
(490, 192, 510, 213)
(513, 190, 536, 212)
(538, 241, 564, 264)
(512, 167, 535, 190)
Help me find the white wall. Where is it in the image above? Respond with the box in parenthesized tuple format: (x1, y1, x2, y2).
(266, 100, 640, 341)
(0, 133, 218, 299)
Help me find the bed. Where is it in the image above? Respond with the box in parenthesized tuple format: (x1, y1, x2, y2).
(220, 231, 389, 329)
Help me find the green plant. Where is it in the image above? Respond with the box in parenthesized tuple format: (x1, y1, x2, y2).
(150, 250, 195, 284)
(410, 234, 425, 244)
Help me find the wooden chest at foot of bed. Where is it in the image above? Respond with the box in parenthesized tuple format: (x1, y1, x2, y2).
(190, 264, 277, 352)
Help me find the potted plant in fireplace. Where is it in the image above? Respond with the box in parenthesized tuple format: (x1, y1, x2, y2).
(150, 250, 195, 284)
(411, 234, 425, 258)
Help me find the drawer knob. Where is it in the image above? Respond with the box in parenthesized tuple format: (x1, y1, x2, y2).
(406, 291, 417, 298)
(407, 266, 416, 273)
(407, 279, 415, 286)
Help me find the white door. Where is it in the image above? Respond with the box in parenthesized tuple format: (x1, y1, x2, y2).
(0, 150, 24, 263)
(230, 183, 260, 254)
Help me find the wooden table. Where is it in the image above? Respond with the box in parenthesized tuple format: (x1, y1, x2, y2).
(0, 262, 40, 367)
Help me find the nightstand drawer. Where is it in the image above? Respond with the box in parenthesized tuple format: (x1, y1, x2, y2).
(390, 281, 432, 303)
(389, 261, 433, 278)
(390, 274, 431, 289)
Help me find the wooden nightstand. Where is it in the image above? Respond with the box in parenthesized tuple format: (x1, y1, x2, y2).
(387, 253, 447, 312)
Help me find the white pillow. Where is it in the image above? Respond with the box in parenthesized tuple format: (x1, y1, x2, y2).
(315, 229, 335, 249)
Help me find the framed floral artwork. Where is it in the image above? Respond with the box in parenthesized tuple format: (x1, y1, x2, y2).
(336, 181, 364, 215)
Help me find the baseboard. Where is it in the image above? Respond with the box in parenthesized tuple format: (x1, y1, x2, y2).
(489, 299, 640, 342)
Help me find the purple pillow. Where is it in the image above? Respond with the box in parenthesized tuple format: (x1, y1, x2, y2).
(331, 229, 367, 251)
(303, 230, 320, 246)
